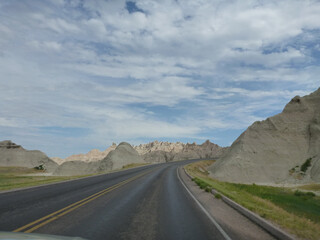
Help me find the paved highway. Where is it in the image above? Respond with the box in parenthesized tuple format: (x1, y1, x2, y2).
(0, 160, 229, 240)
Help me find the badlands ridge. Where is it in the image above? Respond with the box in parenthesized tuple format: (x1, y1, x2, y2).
(0, 139, 225, 176)
(53, 140, 226, 175)
(209, 88, 320, 184)
(0, 88, 319, 184)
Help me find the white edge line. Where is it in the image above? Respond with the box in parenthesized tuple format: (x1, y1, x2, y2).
(176, 167, 232, 240)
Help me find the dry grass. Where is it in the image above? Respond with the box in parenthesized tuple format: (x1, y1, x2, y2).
(121, 163, 150, 170)
(0, 163, 151, 192)
(0, 167, 93, 191)
(298, 183, 320, 192)
(185, 160, 320, 240)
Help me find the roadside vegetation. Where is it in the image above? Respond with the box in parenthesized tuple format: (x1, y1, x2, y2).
(298, 183, 320, 192)
(0, 166, 88, 191)
(0, 163, 151, 192)
(122, 163, 149, 170)
(185, 160, 320, 240)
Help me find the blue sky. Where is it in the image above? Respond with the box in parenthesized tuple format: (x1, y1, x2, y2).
(0, 0, 319, 158)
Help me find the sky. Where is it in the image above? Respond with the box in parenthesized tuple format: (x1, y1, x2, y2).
(0, 0, 320, 158)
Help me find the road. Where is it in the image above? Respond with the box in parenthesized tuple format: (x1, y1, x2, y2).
(0, 160, 229, 240)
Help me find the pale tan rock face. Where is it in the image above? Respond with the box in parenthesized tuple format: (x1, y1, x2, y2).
(52, 143, 117, 164)
(134, 140, 227, 163)
(99, 142, 144, 172)
(53, 139, 226, 167)
(0, 140, 58, 172)
(54, 140, 226, 175)
(51, 157, 65, 165)
(54, 142, 143, 175)
(134, 141, 185, 155)
(209, 88, 320, 185)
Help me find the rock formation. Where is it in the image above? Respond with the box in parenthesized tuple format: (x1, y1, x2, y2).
(209, 88, 320, 184)
(50, 157, 65, 165)
(134, 141, 185, 155)
(0, 140, 58, 172)
(98, 142, 144, 172)
(52, 161, 99, 176)
(54, 142, 144, 175)
(52, 143, 117, 165)
(135, 140, 227, 163)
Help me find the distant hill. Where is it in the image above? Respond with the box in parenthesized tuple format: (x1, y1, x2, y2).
(0, 139, 225, 176)
(135, 140, 227, 163)
(98, 142, 145, 172)
(53, 140, 226, 167)
(54, 140, 226, 176)
(209, 88, 320, 184)
(51, 143, 117, 165)
(134, 141, 185, 155)
(54, 142, 144, 175)
(0, 140, 58, 172)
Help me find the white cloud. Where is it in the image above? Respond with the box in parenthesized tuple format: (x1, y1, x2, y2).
(0, 0, 320, 157)
(31, 14, 80, 34)
(0, 117, 19, 127)
(29, 40, 61, 51)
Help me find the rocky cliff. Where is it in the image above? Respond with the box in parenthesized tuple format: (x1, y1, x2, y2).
(52, 143, 117, 165)
(209, 88, 320, 184)
(134, 141, 185, 155)
(0, 140, 58, 172)
(54, 142, 144, 175)
(98, 142, 144, 172)
(135, 140, 227, 163)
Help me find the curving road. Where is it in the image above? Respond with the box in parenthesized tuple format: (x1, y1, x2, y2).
(0, 160, 230, 240)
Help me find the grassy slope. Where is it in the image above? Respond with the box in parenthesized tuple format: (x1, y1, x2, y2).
(298, 183, 320, 192)
(121, 163, 150, 170)
(0, 167, 93, 191)
(0, 163, 152, 192)
(185, 160, 320, 240)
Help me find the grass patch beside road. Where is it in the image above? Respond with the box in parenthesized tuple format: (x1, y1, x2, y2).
(122, 163, 150, 170)
(185, 160, 320, 240)
(0, 163, 151, 192)
(0, 167, 91, 191)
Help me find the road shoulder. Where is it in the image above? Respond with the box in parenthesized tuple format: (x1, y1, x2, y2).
(178, 166, 276, 240)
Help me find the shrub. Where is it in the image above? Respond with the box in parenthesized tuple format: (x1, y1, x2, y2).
(215, 193, 222, 199)
(205, 186, 212, 192)
(34, 164, 44, 170)
(289, 167, 295, 172)
(294, 190, 315, 198)
(300, 158, 312, 172)
(306, 191, 316, 197)
(199, 182, 207, 189)
(194, 177, 211, 190)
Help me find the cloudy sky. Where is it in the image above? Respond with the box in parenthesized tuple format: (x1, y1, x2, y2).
(1, 0, 319, 158)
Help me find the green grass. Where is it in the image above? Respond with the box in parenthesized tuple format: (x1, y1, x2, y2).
(185, 160, 320, 240)
(0, 167, 92, 191)
(222, 182, 320, 223)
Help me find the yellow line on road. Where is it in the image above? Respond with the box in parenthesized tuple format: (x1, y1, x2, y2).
(13, 169, 153, 233)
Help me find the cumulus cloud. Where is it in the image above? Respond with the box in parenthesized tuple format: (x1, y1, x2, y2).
(0, 0, 320, 157)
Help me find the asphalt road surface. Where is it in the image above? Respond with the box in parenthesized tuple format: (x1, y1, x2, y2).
(0, 160, 231, 240)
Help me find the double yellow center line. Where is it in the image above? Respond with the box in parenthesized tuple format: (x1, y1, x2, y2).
(13, 169, 153, 233)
